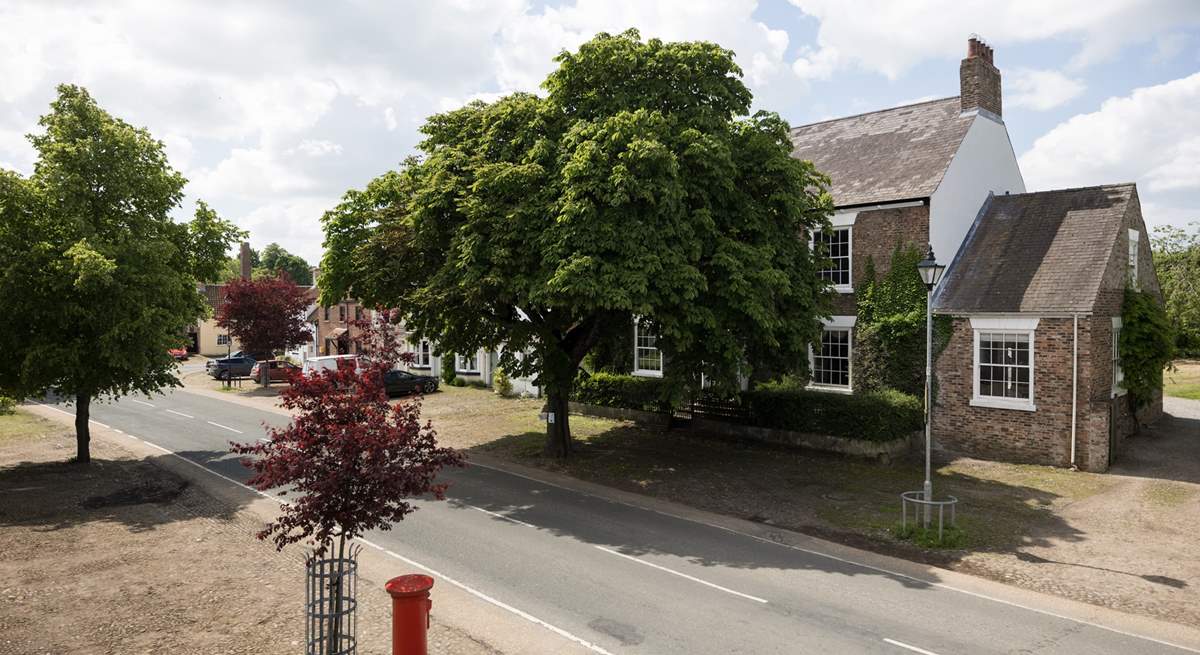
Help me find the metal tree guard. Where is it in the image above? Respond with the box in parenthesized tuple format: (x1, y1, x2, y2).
(306, 542, 362, 655)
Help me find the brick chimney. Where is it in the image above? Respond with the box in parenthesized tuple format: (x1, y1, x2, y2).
(239, 242, 252, 280)
(960, 36, 1001, 118)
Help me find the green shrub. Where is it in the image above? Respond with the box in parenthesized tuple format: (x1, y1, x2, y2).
(441, 360, 457, 385)
(573, 372, 671, 412)
(0, 395, 15, 415)
(450, 377, 466, 387)
(493, 367, 514, 397)
(467, 380, 488, 389)
(741, 385, 921, 442)
(1121, 288, 1176, 412)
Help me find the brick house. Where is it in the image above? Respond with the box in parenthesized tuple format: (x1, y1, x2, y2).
(633, 38, 1027, 388)
(628, 37, 1164, 469)
(932, 185, 1163, 471)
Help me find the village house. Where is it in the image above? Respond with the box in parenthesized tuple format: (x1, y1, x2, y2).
(630, 37, 1161, 470)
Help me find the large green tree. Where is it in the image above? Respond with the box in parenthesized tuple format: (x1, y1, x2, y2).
(1152, 222, 1200, 356)
(0, 85, 243, 462)
(320, 31, 833, 455)
(258, 242, 313, 285)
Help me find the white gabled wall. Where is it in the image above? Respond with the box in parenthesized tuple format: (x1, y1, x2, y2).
(929, 115, 1025, 265)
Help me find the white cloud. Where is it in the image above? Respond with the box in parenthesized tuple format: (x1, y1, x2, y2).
(1007, 69, 1086, 110)
(786, 0, 1200, 80)
(1020, 73, 1200, 230)
(383, 107, 398, 131)
(291, 139, 343, 158)
(190, 147, 318, 201)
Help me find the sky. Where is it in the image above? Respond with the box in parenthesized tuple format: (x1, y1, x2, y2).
(2, 0, 1199, 264)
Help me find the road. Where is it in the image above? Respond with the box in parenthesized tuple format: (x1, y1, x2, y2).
(42, 387, 1198, 655)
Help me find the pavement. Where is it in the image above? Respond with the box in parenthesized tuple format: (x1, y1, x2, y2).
(30, 387, 1200, 655)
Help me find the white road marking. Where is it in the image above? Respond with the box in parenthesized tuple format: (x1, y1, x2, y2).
(206, 420, 243, 434)
(165, 409, 194, 419)
(357, 537, 615, 655)
(38, 404, 109, 428)
(130, 399, 156, 408)
(469, 505, 538, 529)
(90, 419, 109, 428)
(884, 638, 942, 655)
(594, 545, 768, 604)
(468, 461, 1200, 654)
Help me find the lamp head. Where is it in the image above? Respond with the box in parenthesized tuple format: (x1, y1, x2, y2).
(917, 245, 946, 289)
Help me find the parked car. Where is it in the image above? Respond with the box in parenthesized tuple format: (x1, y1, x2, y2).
(302, 354, 361, 375)
(206, 354, 258, 380)
(250, 359, 301, 383)
(383, 369, 439, 396)
(168, 347, 189, 361)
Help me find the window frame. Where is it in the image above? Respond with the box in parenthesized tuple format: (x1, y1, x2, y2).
(814, 225, 853, 293)
(808, 316, 855, 393)
(632, 319, 664, 378)
(413, 340, 432, 369)
(1111, 316, 1125, 397)
(969, 317, 1038, 412)
(216, 334, 230, 346)
(1127, 229, 1140, 289)
(455, 351, 481, 374)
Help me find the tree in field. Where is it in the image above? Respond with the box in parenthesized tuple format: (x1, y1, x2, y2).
(216, 274, 313, 363)
(258, 242, 313, 286)
(0, 85, 242, 463)
(319, 30, 834, 456)
(1152, 222, 1200, 356)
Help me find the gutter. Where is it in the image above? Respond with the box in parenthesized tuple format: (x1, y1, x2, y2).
(1071, 313, 1079, 470)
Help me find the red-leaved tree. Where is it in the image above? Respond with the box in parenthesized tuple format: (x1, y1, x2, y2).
(230, 312, 463, 557)
(216, 273, 312, 357)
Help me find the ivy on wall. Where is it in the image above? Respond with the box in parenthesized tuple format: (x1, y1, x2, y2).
(1120, 288, 1175, 419)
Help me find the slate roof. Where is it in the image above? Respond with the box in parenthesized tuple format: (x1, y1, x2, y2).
(789, 97, 975, 207)
(933, 184, 1136, 314)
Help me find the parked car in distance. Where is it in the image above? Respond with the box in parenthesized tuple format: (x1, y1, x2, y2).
(206, 355, 258, 380)
(383, 369, 439, 396)
(168, 347, 189, 361)
(302, 354, 361, 375)
(250, 359, 300, 383)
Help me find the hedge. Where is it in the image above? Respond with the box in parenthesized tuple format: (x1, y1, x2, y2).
(573, 372, 671, 413)
(741, 386, 922, 442)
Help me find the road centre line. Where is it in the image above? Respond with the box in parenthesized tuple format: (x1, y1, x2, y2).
(594, 545, 768, 604)
(165, 409, 194, 419)
(206, 420, 243, 434)
(469, 505, 538, 529)
(130, 398, 156, 408)
(883, 638, 942, 655)
(467, 460, 1200, 654)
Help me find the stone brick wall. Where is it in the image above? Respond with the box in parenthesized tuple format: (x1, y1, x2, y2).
(960, 38, 1002, 118)
(932, 316, 1114, 469)
(829, 204, 929, 316)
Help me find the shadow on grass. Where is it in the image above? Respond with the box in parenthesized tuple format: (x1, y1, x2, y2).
(0, 449, 254, 533)
(445, 421, 1110, 588)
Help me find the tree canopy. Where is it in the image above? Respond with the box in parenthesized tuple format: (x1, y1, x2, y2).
(1152, 222, 1200, 356)
(319, 30, 833, 455)
(217, 274, 313, 358)
(0, 84, 242, 462)
(258, 242, 313, 285)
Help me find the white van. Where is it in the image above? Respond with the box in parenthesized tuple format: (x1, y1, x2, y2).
(301, 354, 361, 375)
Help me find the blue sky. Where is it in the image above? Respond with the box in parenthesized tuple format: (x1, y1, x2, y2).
(2, 1, 1198, 263)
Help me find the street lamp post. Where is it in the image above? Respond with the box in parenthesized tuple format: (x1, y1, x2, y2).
(916, 245, 947, 521)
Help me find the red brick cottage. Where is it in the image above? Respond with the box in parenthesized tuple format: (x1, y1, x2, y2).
(932, 185, 1163, 471)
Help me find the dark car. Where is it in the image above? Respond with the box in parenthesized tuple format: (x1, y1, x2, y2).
(250, 359, 301, 383)
(206, 355, 258, 380)
(383, 369, 439, 396)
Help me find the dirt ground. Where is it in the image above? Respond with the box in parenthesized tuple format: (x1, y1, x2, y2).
(0, 410, 498, 655)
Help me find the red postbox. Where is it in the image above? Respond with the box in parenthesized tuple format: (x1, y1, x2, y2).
(385, 574, 434, 655)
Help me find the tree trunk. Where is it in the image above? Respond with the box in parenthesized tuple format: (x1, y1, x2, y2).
(542, 385, 572, 458)
(74, 392, 91, 463)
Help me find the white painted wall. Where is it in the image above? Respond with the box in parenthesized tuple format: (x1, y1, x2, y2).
(929, 115, 1025, 266)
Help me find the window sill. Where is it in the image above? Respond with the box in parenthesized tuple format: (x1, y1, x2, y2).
(632, 369, 664, 378)
(1111, 387, 1127, 398)
(970, 397, 1036, 412)
(833, 284, 853, 294)
(411, 365, 431, 370)
(456, 370, 481, 375)
(807, 383, 853, 395)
